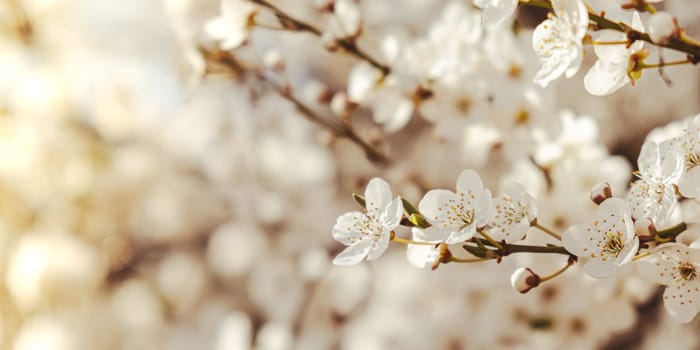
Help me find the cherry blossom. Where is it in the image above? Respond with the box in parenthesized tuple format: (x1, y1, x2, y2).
(205, 0, 258, 51)
(584, 11, 645, 96)
(331, 178, 403, 265)
(638, 244, 700, 323)
(562, 198, 639, 278)
(532, 0, 588, 87)
(417, 169, 493, 244)
(626, 140, 683, 224)
(485, 183, 537, 242)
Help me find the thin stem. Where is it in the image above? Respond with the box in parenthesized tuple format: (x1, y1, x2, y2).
(253, 21, 286, 31)
(681, 33, 700, 48)
(533, 222, 562, 240)
(478, 230, 504, 250)
(641, 59, 691, 69)
(249, 0, 391, 75)
(448, 256, 491, 263)
(644, 3, 656, 14)
(201, 48, 390, 164)
(590, 41, 628, 46)
(391, 236, 436, 246)
(501, 243, 571, 255)
(539, 260, 574, 283)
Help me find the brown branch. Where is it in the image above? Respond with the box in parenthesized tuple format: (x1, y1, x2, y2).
(249, 0, 391, 76)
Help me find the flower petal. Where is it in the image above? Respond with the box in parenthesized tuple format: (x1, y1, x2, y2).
(418, 189, 460, 227)
(332, 212, 366, 245)
(366, 230, 391, 261)
(333, 240, 372, 266)
(584, 59, 628, 96)
(662, 282, 700, 323)
(365, 177, 392, 216)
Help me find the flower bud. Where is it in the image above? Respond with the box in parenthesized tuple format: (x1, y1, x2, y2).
(262, 49, 285, 72)
(330, 92, 355, 118)
(648, 12, 677, 44)
(590, 182, 613, 205)
(510, 267, 540, 294)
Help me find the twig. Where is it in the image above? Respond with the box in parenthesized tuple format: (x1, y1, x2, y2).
(249, 0, 391, 76)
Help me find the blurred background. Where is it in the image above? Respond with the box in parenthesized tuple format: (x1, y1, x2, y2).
(1, 0, 700, 349)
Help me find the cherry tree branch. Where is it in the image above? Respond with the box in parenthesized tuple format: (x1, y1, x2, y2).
(249, 0, 391, 75)
(201, 47, 390, 164)
(521, 0, 700, 62)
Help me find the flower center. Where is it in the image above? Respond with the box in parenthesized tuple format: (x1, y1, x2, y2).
(678, 261, 698, 281)
(601, 231, 625, 260)
(685, 152, 700, 172)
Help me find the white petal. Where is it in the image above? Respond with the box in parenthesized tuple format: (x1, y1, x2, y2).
(583, 59, 628, 96)
(599, 197, 632, 218)
(593, 31, 629, 63)
(562, 224, 591, 257)
(333, 0, 362, 37)
(637, 255, 675, 285)
(366, 230, 390, 260)
(680, 167, 700, 198)
(333, 240, 372, 266)
(380, 196, 404, 229)
(456, 169, 484, 196)
(662, 282, 700, 323)
(480, 0, 518, 27)
(637, 141, 660, 177)
(365, 177, 392, 216)
(475, 189, 494, 226)
(614, 236, 639, 267)
(332, 212, 366, 244)
(418, 189, 459, 227)
(415, 226, 449, 242)
(582, 256, 618, 278)
(447, 222, 477, 244)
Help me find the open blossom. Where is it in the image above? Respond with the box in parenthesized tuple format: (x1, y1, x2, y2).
(417, 169, 493, 243)
(562, 198, 638, 278)
(584, 11, 645, 96)
(677, 115, 700, 198)
(331, 178, 403, 265)
(532, 0, 588, 87)
(205, 0, 258, 50)
(626, 140, 683, 224)
(638, 244, 700, 323)
(486, 183, 537, 242)
(473, 0, 518, 27)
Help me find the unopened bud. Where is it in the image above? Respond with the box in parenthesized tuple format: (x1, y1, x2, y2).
(301, 81, 332, 105)
(330, 92, 355, 118)
(510, 267, 540, 294)
(262, 49, 285, 72)
(648, 12, 678, 44)
(590, 182, 613, 205)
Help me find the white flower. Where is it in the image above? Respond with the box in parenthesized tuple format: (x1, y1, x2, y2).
(417, 169, 493, 243)
(473, 0, 518, 27)
(677, 115, 700, 198)
(584, 11, 645, 96)
(638, 244, 700, 323)
(562, 198, 639, 278)
(486, 183, 537, 242)
(205, 0, 258, 50)
(331, 178, 403, 265)
(626, 140, 683, 224)
(532, 0, 588, 87)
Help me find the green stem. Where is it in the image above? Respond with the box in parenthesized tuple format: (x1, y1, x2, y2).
(449, 256, 491, 263)
(533, 222, 562, 240)
(478, 230, 504, 250)
(539, 260, 574, 283)
(392, 236, 436, 246)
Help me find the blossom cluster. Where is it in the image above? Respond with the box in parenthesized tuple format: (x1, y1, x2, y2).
(3, 0, 700, 349)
